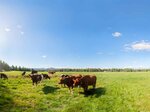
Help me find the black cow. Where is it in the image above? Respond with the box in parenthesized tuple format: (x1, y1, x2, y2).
(42, 73, 50, 79)
(29, 74, 43, 85)
(0, 73, 8, 79)
(59, 74, 69, 87)
(31, 69, 38, 74)
(21, 71, 26, 76)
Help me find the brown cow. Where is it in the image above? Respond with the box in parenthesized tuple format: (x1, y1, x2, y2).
(72, 74, 82, 87)
(78, 75, 96, 92)
(59, 75, 75, 93)
(0, 73, 8, 79)
(59, 74, 82, 94)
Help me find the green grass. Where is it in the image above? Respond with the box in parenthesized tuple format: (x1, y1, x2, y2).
(0, 71, 150, 112)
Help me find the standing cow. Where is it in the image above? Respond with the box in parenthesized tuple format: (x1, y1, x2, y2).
(59, 74, 83, 94)
(29, 74, 43, 85)
(42, 73, 50, 79)
(59, 75, 75, 94)
(78, 75, 96, 92)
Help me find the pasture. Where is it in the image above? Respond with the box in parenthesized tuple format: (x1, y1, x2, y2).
(0, 71, 150, 112)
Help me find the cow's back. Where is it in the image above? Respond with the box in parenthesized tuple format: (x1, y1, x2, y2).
(81, 75, 96, 86)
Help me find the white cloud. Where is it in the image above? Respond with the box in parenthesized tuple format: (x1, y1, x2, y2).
(42, 55, 47, 58)
(125, 40, 150, 51)
(4, 27, 11, 32)
(112, 32, 122, 37)
(20, 31, 24, 35)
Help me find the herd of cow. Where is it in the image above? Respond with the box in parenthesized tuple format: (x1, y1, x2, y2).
(0, 70, 97, 94)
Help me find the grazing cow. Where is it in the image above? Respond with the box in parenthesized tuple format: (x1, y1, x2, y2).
(21, 71, 26, 76)
(31, 69, 38, 74)
(60, 74, 69, 78)
(42, 73, 50, 79)
(78, 75, 96, 92)
(48, 71, 55, 74)
(29, 74, 43, 85)
(0, 73, 8, 79)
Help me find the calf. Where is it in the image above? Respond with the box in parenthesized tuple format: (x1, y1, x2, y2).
(29, 74, 43, 85)
(0, 73, 8, 79)
(78, 75, 96, 92)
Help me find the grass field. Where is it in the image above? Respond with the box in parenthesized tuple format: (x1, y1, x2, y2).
(0, 71, 150, 112)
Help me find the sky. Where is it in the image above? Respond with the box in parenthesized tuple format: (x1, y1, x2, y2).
(1, 0, 150, 68)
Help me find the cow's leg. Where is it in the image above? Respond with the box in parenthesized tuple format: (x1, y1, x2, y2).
(71, 86, 74, 94)
(36, 81, 38, 86)
(32, 81, 34, 85)
(68, 87, 71, 93)
(84, 86, 88, 92)
(93, 84, 96, 89)
(64, 84, 66, 87)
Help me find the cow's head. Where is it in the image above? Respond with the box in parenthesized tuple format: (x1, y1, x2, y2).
(58, 77, 65, 84)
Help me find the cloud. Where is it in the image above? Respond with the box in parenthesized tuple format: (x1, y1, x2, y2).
(20, 31, 24, 35)
(125, 40, 150, 51)
(4, 27, 11, 32)
(112, 32, 122, 37)
(42, 55, 47, 58)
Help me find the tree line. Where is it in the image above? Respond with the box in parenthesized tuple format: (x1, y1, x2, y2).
(55, 68, 150, 72)
(0, 60, 30, 72)
(1, 60, 150, 72)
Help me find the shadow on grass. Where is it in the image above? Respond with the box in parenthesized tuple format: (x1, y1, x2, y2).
(42, 86, 60, 94)
(79, 87, 106, 97)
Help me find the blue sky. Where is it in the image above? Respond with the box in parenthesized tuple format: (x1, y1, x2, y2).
(1, 0, 150, 68)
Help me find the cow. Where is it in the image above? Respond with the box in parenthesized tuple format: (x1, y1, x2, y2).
(59, 74, 83, 94)
(48, 71, 55, 74)
(59, 75, 75, 94)
(59, 74, 70, 87)
(31, 69, 38, 74)
(70, 74, 82, 87)
(0, 73, 8, 79)
(77, 75, 96, 92)
(29, 73, 51, 85)
(42, 73, 50, 79)
(21, 71, 26, 76)
(29, 74, 43, 85)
